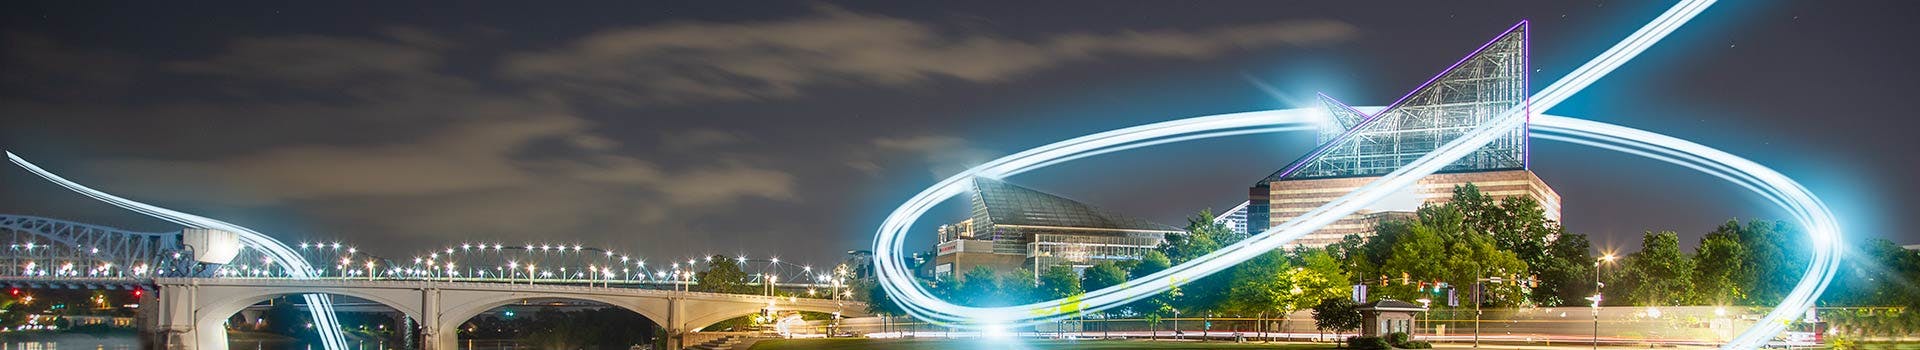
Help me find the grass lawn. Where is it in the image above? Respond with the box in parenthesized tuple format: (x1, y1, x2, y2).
(747, 338, 1339, 350)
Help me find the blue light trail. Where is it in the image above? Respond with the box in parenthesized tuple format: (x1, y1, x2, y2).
(6, 152, 354, 350)
(874, 0, 1843, 348)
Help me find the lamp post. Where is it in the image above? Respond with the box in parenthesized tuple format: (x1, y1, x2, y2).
(1173, 309, 1182, 340)
(1593, 254, 1615, 349)
(1415, 298, 1431, 337)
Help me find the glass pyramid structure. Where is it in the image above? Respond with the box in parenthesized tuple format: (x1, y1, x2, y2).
(1267, 21, 1529, 181)
(1246, 22, 1531, 233)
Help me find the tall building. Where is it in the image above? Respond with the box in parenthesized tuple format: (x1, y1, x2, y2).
(1213, 201, 1250, 236)
(934, 177, 1181, 279)
(1245, 22, 1560, 247)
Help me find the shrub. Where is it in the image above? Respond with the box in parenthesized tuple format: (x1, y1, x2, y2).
(1401, 341, 1433, 349)
(1347, 336, 1390, 350)
(1385, 332, 1410, 345)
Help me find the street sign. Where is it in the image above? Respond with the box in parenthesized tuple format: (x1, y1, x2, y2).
(1470, 283, 1484, 305)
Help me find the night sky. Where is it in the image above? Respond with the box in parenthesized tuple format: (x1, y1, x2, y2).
(3, 1, 1915, 267)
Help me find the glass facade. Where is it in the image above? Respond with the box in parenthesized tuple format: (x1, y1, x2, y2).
(1251, 22, 1532, 236)
(936, 177, 1181, 275)
(1278, 24, 1527, 181)
(1028, 233, 1162, 273)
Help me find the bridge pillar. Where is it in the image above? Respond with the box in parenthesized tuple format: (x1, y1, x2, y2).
(665, 298, 682, 350)
(141, 282, 218, 350)
(421, 288, 453, 350)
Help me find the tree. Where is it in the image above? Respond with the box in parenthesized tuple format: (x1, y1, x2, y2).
(1001, 268, 1039, 306)
(1735, 220, 1807, 306)
(1534, 230, 1594, 306)
(1133, 251, 1170, 279)
(1691, 221, 1747, 305)
(959, 266, 1000, 306)
(1120, 251, 1172, 316)
(1165, 211, 1225, 264)
(1078, 261, 1126, 335)
(1626, 231, 1694, 305)
(1224, 251, 1292, 331)
(695, 255, 753, 294)
(1824, 238, 1920, 337)
(1161, 210, 1234, 318)
(1311, 297, 1362, 339)
(1082, 262, 1127, 292)
(1038, 266, 1082, 301)
(1293, 248, 1352, 305)
(1447, 184, 1566, 307)
(264, 296, 315, 337)
(1444, 228, 1529, 307)
(860, 279, 908, 317)
(1376, 223, 1447, 301)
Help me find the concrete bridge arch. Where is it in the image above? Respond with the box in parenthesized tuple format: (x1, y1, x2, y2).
(432, 290, 671, 350)
(141, 278, 869, 350)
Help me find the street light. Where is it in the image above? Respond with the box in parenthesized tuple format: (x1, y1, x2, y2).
(1415, 298, 1432, 336)
(1593, 253, 1616, 349)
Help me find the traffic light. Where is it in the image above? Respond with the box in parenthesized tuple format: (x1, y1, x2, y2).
(8, 288, 18, 296)
(132, 289, 144, 298)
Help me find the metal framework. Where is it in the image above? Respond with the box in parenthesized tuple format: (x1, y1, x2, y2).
(0, 214, 186, 277)
(1271, 22, 1530, 181)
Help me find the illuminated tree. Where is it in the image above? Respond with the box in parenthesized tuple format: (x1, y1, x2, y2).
(1535, 230, 1594, 306)
(1000, 268, 1039, 306)
(694, 255, 752, 294)
(959, 266, 999, 306)
(1625, 231, 1694, 305)
(1691, 221, 1747, 304)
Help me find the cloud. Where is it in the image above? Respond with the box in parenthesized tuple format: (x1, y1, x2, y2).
(164, 29, 474, 102)
(849, 135, 998, 178)
(500, 6, 1357, 104)
(86, 115, 582, 204)
(169, 34, 443, 86)
(1, 32, 141, 100)
(660, 129, 746, 151)
(36, 28, 802, 246)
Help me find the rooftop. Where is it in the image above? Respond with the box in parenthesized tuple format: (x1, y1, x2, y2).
(970, 177, 1180, 233)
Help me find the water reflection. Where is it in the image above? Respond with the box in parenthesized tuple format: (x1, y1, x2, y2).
(0, 333, 136, 350)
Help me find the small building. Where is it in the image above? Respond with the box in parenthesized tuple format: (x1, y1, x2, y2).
(1357, 299, 1426, 336)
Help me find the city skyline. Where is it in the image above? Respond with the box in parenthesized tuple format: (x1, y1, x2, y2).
(3, 1, 1914, 266)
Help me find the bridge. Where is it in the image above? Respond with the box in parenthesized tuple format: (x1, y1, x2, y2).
(0, 212, 872, 350)
(1, 152, 870, 350)
(139, 278, 867, 350)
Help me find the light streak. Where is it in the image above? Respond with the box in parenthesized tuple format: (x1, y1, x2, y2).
(6, 152, 353, 350)
(871, 0, 1834, 348)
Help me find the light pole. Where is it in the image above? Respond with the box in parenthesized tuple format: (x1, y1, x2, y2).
(1593, 254, 1615, 349)
(1173, 309, 1182, 339)
(1415, 298, 1431, 337)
